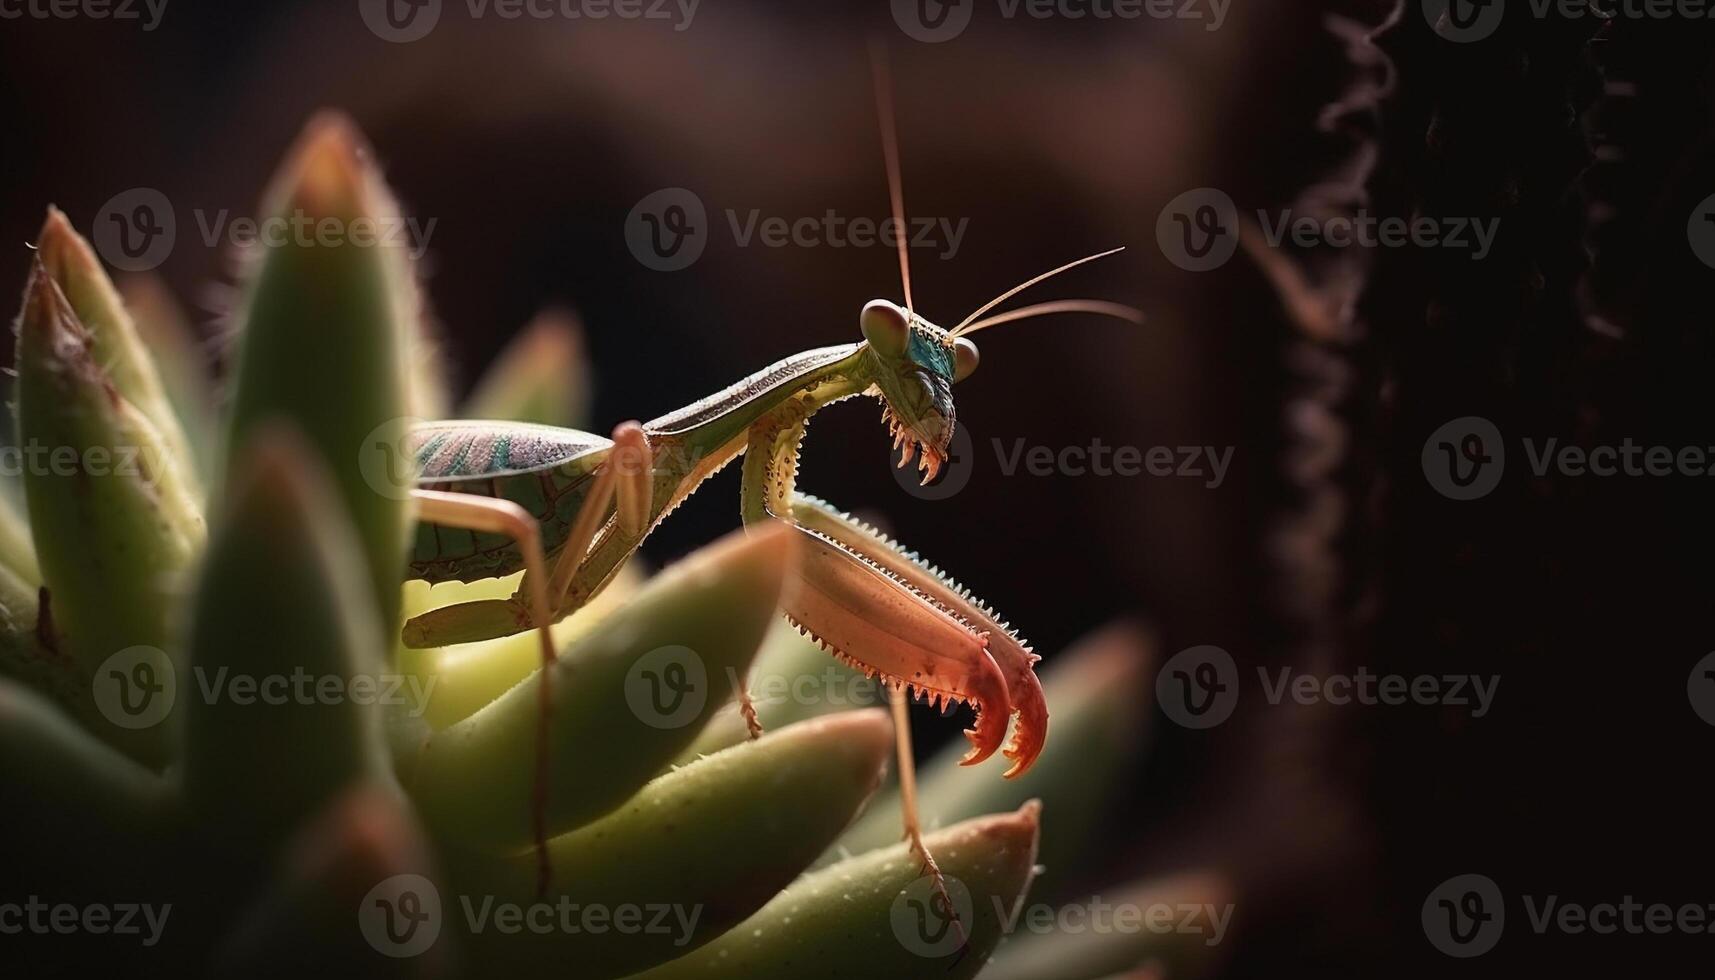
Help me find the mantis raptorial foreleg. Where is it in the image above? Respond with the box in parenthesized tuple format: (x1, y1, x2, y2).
(788, 494, 1046, 777)
(736, 395, 1010, 940)
(407, 488, 558, 894)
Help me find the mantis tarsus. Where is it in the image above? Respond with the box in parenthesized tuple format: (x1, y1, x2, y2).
(395, 53, 1142, 910)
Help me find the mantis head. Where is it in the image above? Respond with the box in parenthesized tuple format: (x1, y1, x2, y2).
(860, 299, 979, 485)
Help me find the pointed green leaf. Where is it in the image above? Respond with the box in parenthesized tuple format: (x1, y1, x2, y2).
(36, 207, 200, 497)
(450, 710, 893, 977)
(13, 263, 203, 766)
(981, 872, 1234, 980)
(224, 113, 418, 633)
(633, 803, 1043, 980)
(182, 427, 391, 852)
(831, 622, 1153, 882)
(118, 273, 218, 483)
(462, 310, 591, 429)
(409, 525, 793, 852)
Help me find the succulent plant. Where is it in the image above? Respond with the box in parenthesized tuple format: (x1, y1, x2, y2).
(0, 113, 1216, 978)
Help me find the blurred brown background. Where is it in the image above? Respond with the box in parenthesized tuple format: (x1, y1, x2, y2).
(6, 1, 1713, 976)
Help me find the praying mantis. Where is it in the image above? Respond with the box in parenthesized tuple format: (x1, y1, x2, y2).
(392, 53, 1142, 906)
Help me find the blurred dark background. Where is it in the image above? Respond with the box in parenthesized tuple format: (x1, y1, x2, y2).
(5, 1, 1714, 976)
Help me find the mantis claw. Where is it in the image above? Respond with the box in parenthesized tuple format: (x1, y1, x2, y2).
(789, 494, 1048, 777)
(780, 523, 1012, 766)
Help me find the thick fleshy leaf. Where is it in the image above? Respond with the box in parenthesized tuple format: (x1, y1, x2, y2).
(980, 872, 1234, 980)
(0, 491, 42, 585)
(36, 207, 200, 496)
(119, 273, 217, 483)
(449, 710, 893, 978)
(669, 619, 877, 766)
(830, 622, 1153, 883)
(461, 309, 591, 429)
(182, 428, 392, 853)
(223, 112, 417, 633)
(13, 263, 203, 766)
(632, 803, 1043, 980)
(0, 557, 38, 656)
(408, 525, 792, 852)
(399, 562, 644, 732)
(0, 561, 88, 728)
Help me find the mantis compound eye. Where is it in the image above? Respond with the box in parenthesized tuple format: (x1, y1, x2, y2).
(953, 337, 980, 383)
(860, 299, 910, 357)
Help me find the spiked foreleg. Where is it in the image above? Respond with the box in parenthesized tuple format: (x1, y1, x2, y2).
(738, 399, 1014, 759)
(789, 493, 1048, 777)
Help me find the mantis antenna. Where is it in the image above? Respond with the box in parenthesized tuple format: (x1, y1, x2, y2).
(952, 246, 1133, 335)
(870, 40, 916, 319)
(956, 299, 1146, 336)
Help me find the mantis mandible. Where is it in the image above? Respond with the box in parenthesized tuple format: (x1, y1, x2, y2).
(395, 52, 1142, 902)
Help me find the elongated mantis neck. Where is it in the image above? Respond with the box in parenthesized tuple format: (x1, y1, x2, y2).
(645, 342, 877, 477)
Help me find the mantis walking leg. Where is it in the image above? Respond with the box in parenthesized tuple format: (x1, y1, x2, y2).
(406, 422, 652, 895)
(408, 489, 558, 894)
(544, 421, 653, 605)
